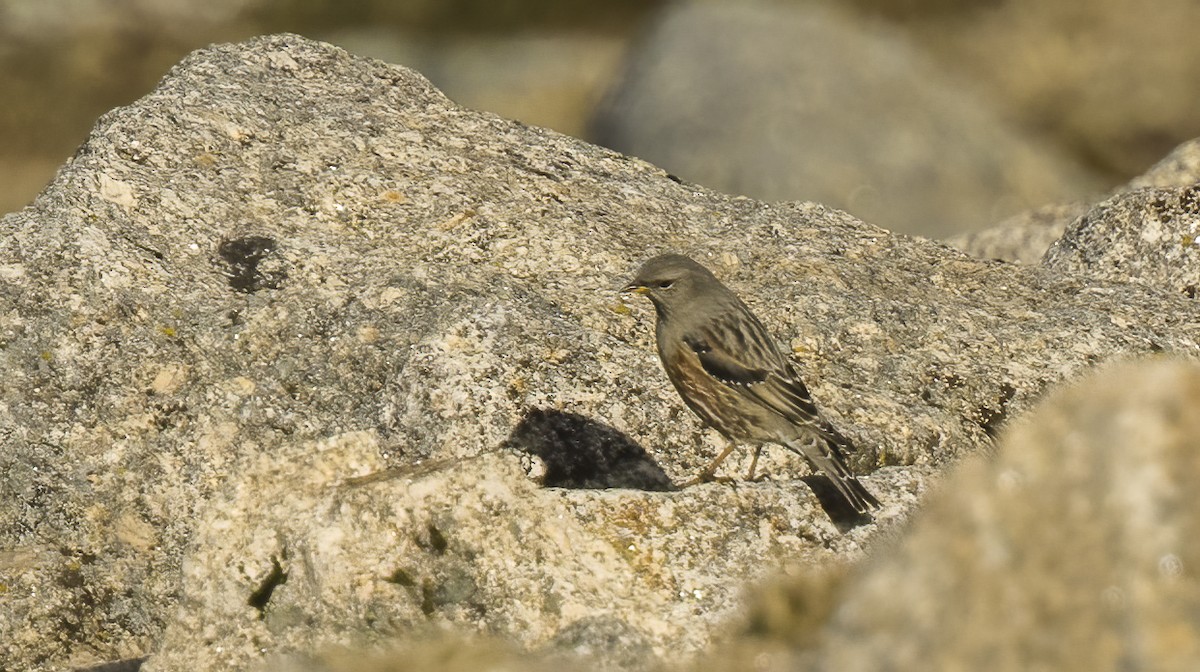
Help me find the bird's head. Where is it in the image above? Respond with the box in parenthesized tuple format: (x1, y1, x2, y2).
(621, 253, 722, 318)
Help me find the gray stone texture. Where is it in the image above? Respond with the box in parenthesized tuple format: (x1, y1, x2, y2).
(590, 2, 1102, 238)
(1044, 186, 1200, 298)
(818, 357, 1200, 671)
(948, 136, 1200, 265)
(0, 33, 1197, 671)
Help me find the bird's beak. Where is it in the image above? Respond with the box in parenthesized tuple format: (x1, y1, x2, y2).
(621, 283, 650, 297)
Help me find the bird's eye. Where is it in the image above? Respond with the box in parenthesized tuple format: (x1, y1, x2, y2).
(658, 281, 675, 289)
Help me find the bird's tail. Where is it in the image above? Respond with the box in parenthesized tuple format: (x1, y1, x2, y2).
(784, 427, 880, 515)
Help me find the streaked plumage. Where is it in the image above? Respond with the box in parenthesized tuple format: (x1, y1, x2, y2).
(623, 253, 879, 516)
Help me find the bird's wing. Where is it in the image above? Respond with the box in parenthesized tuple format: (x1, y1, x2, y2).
(682, 310, 823, 428)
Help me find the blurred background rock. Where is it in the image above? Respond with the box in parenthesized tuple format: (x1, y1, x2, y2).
(4, 0, 1200, 237)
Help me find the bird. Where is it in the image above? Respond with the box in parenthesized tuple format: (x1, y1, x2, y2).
(622, 253, 880, 516)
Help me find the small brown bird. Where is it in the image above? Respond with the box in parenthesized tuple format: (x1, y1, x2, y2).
(623, 253, 879, 515)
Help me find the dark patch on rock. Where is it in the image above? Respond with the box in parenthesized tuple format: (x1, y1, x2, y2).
(217, 235, 285, 293)
(247, 556, 288, 617)
(507, 408, 675, 491)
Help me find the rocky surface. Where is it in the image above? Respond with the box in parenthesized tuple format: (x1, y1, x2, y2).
(944, 202, 1090, 264)
(949, 136, 1200, 266)
(590, 2, 1102, 238)
(0, 0, 269, 215)
(1044, 186, 1200, 297)
(0, 34, 1197, 671)
(816, 358, 1200, 671)
(191, 359, 1200, 672)
(1128, 137, 1200, 190)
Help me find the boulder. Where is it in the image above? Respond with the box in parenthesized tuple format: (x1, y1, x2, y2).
(818, 358, 1200, 671)
(590, 3, 1101, 237)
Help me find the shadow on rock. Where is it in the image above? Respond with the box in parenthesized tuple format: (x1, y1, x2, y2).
(505, 408, 676, 492)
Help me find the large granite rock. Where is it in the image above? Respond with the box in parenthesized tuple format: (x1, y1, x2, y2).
(0, 34, 1196, 671)
(222, 359, 1200, 672)
(0, 0, 270, 215)
(1044, 186, 1200, 297)
(590, 2, 1102, 238)
(816, 357, 1200, 671)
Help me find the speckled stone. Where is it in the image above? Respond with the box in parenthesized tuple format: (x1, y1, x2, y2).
(1044, 186, 1200, 297)
(818, 358, 1200, 671)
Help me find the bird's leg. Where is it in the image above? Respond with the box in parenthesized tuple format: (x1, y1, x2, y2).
(745, 445, 763, 481)
(682, 440, 738, 487)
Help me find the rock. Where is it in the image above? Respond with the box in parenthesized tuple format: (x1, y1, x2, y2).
(0, 34, 1196, 671)
(1127, 137, 1200, 190)
(946, 136, 1200, 265)
(814, 358, 1200, 671)
(1043, 186, 1200, 298)
(906, 0, 1200, 179)
(943, 202, 1090, 264)
(146, 433, 680, 670)
(590, 3, 1101, 238)
(270, 634, 567, 672)
(0, 0, 269, 215)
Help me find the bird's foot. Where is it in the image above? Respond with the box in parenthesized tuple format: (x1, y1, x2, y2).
(744, 470, 771, 482)
(680, 471, 737, 487)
